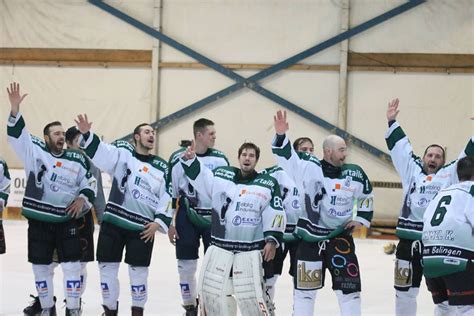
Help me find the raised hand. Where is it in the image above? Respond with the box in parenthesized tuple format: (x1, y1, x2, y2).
(74, 114, 92, 134)
(274, 110, 289, 135)
(182, 140, 196, 161)
(387, 98, 400, 121)
(6, 82, 28, 117)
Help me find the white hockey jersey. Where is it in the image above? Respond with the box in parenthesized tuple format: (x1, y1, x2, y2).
(82, 133, 171, 232)
(180, 156, 286, 252)
(168, 147, 229, 227)
(0, 158, 11, 212)
(260, 165, 301, 242)
(272, 135, 373, 241)
(422, 181, 474, 278)
(7, 113, 96, 222)
(385, 121, 473, 240)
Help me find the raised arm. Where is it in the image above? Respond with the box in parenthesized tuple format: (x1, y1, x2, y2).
(7, 82, 27, 118)
(271, 110, 306, 179)
(6, 83, 36, 165)
(76, 113, 126, 175)
(385, 99, 420, 187)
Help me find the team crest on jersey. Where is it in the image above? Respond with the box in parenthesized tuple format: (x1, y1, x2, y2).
(344, 176, 352, 187)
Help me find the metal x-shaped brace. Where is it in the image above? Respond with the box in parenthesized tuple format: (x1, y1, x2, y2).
(89, 0, 425, 162)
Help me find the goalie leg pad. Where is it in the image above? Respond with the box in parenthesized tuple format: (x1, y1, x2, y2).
(233, 250, 274, 316)
(198, 245, 234, 315)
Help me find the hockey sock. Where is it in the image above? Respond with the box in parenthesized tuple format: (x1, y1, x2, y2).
(177, 259, 198, 306)
(32, 264, 55, 309)
(434, 301, 454, 316)
(265, 275, 278, 301)
(62, 261, 81, 309)
(293, 289, 317, 316)
(395, 288, 419, 316)
(129, 265, 149, 308)
(99, 262, 120, 310)
(456, 305, 474, 316)
(80, 262, 88, 295)
(335, 290, 361, 316)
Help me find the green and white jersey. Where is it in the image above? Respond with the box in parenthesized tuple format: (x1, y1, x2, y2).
(82, 133, 171, 232)
(261, 165, 301, 242)
(272, 135, 373, 241)
(422, 181, 474, 278)
(181, 157, 286, 253)
(385, 121, 473, 240)
(168, 147, 229, 227)
(0, 158, 11, 212)
(7, 113, 96, 223)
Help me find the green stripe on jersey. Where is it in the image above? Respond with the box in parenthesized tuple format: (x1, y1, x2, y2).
(7, 115, 25, 138)
(386, 126, 406, 150)
(272, 142, 292, 159)
(182, 159, 201, 181)
(84, 134, 101, 158)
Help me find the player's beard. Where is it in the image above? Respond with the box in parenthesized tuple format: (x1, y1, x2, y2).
(47, 139, 64, 155)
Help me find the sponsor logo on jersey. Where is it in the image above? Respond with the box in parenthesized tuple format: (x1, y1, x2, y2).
(333, 182, 355, 193)
(203, 163, 215, 170)
(50, 183, 60, 192)
(292, 199, 300, 209)
(235, 201, 257, 213)
(272, 214, 284, 228)
(239, 189, 268, 201)
(66, 280, 81, 298)
(296, 260, 322, 290)
(53, 161, 79, 175)
(419, 184, 441, 195)
(342, 168, 364, 179)
(134, 176, 152, 191)
(344, 176, 352, 187)
(131, 285, 146, 301)
(139, 166, 164, 183)
(131, 189, 160, 207)
(417, 197, 429, 207)
(50, 172, 74, 187)
(328, 208, 352, 217)
(232, 215, 261, 226)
